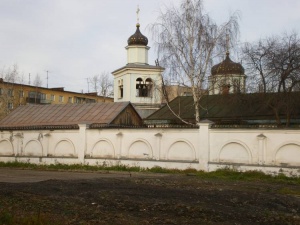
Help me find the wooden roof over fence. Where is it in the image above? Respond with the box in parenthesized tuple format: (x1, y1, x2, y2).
(0, 102, 142, 130)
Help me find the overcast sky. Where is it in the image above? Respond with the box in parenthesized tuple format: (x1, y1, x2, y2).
(0, 0, 299, 93)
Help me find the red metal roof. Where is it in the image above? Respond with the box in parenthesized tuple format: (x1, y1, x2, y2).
(0, 102, 131, 129)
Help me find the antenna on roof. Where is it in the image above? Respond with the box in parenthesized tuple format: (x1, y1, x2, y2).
(45, 70, 50, 88)
(29, 73, 31, 85)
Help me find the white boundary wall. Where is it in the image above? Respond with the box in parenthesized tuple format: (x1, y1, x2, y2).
(0, 122, 300, 176)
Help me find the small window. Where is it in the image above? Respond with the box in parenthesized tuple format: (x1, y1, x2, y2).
(68, 97, 73, 103)
(59, 96, 64, 102)
(7, 102, 13, 110)
(0, 88, 3, 95)
(50, 94, 55, 101)
(7, 89, 13, 97)
(29, 91, 36, 98)
(233, 79, 241, 93)
(19, 90, 24, 97)
(75, 97, 81, 103)
(40, 93, 46, 100)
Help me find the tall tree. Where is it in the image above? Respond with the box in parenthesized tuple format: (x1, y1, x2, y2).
(150, 0, 239, 124)
(243, 32, 300, 126)
(243, 32, 300, 93)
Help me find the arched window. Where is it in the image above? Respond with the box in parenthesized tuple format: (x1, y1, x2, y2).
(136, 78, 143, 97)
(233, 78, 241, 93)
(219, 80, 230, 95)
(145, 78, 153, 97)
(136, 78, 153, 97)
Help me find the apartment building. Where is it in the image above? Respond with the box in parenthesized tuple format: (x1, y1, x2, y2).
(0, 78, 113, 120)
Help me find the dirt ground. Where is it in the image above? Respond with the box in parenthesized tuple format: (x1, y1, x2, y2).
(0, 169, 299, 225)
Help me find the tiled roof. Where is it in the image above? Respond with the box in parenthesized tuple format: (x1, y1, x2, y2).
(0, 102, 131, 129)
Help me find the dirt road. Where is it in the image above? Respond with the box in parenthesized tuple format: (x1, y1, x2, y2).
(0, 168, 299, 224)
(0, 168, 144, 183)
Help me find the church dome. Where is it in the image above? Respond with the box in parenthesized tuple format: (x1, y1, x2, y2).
(127, 23, 148, 46)
(211, 53, 244, 76)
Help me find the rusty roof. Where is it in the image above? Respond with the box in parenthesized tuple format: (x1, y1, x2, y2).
(0, 102, 132, 129)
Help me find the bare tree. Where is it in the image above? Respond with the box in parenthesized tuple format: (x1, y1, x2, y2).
(33, 74, 42, 87)
(150, 0, 239, 124)
(98, 71, 113, 100)
(243, 32, 300, 93)
(88, 72, 113, 101)
(89, 75, 99, 92)
(243, 32, 300, 126)
(1, 64, 19, 83)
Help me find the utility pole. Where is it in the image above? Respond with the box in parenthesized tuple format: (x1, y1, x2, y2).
(29, 73, 31, 85)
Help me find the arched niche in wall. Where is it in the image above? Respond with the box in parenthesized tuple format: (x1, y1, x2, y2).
(128, 139, 153, 159)
(0, 139, 14, 155)
(275, 143, 300, 166)
(91, 139, 115, 158)
(167, 140, 196, 161)
(24, 140, 43, 156)
(118, 79, 123, 98)
(54, 139, 76, 157)
(219, 141, 251, 164)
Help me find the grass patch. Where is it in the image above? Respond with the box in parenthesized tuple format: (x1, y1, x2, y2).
(0, 211, 54, 225)
(0, 161, 299, 184)
(278, 187, 300, 195)
(195, 168, 300, 184)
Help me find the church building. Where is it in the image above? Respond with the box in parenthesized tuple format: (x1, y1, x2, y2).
(112, 22, 165, 118)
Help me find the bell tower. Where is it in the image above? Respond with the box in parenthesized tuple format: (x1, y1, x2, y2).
(112, 6, 165, 118)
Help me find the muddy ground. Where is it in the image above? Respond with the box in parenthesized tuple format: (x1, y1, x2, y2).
(0, 169, 299, 224)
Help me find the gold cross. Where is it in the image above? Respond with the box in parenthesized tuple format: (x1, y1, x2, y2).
(136, 5, 140, 24)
